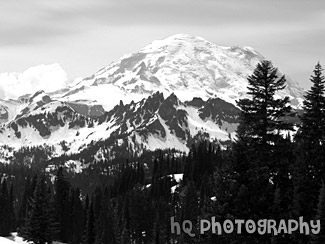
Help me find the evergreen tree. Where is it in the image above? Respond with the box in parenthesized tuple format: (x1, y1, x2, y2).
(83, 200, 95, 244)
(120, 197, 131, 244)
(70, 188, 84, 244)
(95, 191, 115, 244)
(234, 60, 293, 193)
(292, 145, 317, 218)
(21, 175, 58, 244)
(293, 63, 325, 226)
(312, 181, 325, 243)
(298, 62, 325, 146)
(236, 60, 293, 150)
(82, 194, 90, 240)
(181, 181, 199, 243)
(234, 60, 294, 186)
(54, 167, 71, 242)
(0, 178, 14, 236)
(18, 176, 31, 231)
(296, 62, 325, 183)
(233, 60, 293, 243)
(9, 183, 16, 231)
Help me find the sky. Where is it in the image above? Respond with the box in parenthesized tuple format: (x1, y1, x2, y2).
(0, 0, 324, 98)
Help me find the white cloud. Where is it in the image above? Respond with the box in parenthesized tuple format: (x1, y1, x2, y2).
(0, 63, 68, 99)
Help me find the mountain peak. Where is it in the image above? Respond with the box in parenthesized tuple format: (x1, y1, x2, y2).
(141, 34, 262, 57)
(164, 33, 206, 41)
(139, 33, 217, 54)
(65, 34, 304, 111)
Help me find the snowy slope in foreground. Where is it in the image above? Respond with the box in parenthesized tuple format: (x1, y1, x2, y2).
(0, 237, 16, 244)
(3, 233, 65, 244)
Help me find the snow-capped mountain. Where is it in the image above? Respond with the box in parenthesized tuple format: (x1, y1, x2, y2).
(0, 34, 305, 157)
(62, 34, 304, 110)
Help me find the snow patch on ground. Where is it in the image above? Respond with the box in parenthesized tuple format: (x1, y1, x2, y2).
(169, 173, 183, 183)
(4, 232, 65, 244)
(0, 237, 16, 243)
(169, 173, 183, 193)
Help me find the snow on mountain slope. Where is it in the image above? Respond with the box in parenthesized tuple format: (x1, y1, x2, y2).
(0, 91, 240, 157)
(0, 99, 26, 124)
(56, 83, 143, 112)
(66, 34, 304, 110)
(0, 34, 305, 158)
(184, 106, 234, 141)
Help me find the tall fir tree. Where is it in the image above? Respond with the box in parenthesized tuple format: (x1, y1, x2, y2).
(234, 60, 294, 187)
(83, 199, 95, 244)
(54, 167, 71, 242)
(232, 60, 293, 243)
(293, 63, 325, 227)
(236, 60, 293, 150)
(0, 178, 14, 237)
(17, 176, 32, 235)
(9, 183, 16, 231)
(95, 191, 115, 244)
(127, 185, 153, 244)
(298, 62, 325, 146)
(296, 62, 325, 183)
(70, 188, 84, 244)
(312, 181, 325, 243)
(21, 175, 58, 244)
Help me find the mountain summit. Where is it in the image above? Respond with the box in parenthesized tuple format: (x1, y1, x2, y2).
(64, 34, 304, 110)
